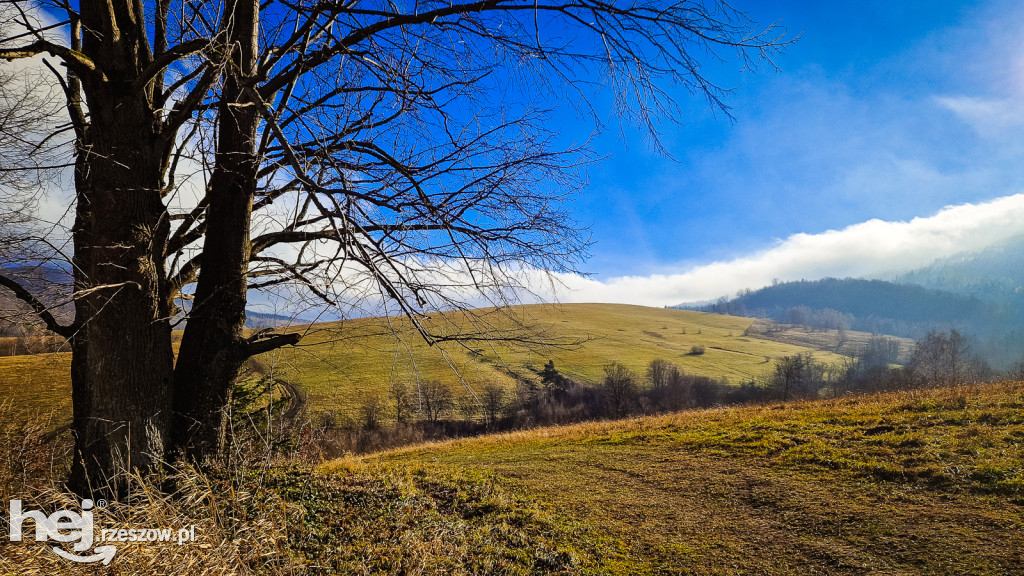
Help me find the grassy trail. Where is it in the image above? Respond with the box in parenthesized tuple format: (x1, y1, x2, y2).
(349, 382, 1024, 574)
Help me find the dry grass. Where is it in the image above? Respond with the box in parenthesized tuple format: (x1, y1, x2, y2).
(1, 463, 604, 575)
(0, 352, 73, 425)
(0, 401, 298, 575)
(0, 405, 601, 575)
(746, 318, 916, 360)
(0, 402, 71, 501)
(346, 381, 1024, 575)
(4, 381, 1023, 574)
(0, 469, 297, 576)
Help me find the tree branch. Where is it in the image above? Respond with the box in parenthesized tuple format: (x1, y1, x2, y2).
(133, 38, 209, 92)
(0, 40, 105, 81)
(0, 273, 74, 339)
(244, 330, 301, 357)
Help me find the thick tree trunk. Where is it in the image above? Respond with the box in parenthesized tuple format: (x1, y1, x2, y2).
(68, 135, 173, 495)
(67, 0, 175, 497)
(171, 0, 260, 461)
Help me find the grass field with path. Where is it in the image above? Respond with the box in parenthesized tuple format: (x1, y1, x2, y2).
(0, 304, 847, 426)
(249, 303, 845, 421)
(336, 381, 1024, 574)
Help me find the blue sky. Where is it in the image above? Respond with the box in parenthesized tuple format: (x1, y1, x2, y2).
(9, 0, 1024, 311)
(564, 0, 1024, 295)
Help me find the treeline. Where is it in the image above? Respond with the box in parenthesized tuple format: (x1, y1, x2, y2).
(0, 333, 66, 356)
(233, 329, 1004, 459)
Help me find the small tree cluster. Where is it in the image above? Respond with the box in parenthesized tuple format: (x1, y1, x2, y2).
(909, 329, 991, 387)
(602, 362, 638, 417)
(420, 380, 455, 423)
(359, 395, 388, 431)
(539, 360, 573, 395)
(389, 381, 415, 425)
(762, 353, 827, 401)
(480, 383, 506, 428)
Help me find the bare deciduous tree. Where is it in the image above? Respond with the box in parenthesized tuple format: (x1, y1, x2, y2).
(0, 0, 787, 494)
(358, 394, 387, 431)
(420, 380, 453, 423)
(389, 380, 414, 425)
(601, 361, 637, 416)
(647, 358, 672, 390)
(0, 37, 70, 338)
(909, 329, 988, 387)
(481, 382, 505, 427)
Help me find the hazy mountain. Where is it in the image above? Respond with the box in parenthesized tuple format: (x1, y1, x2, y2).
(0, 263, 73, 336)
(1, 262, 310, 334)
(682, 278, 991, 333)
(678, 276, 1024, 369)
(887, 235, 1024, 302)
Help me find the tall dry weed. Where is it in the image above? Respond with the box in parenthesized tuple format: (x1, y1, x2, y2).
(0, 465, 301, 575)
(0, 405, 300, 575)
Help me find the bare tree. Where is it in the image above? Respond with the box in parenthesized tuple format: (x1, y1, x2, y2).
(0, 0, 787, 493)
(909, 329, 988, 387)
(664, 364, 690, 410)
(455, 395, 479, 424)
(0, 38, 71, 340)
(358, 394, 387, 430)
(481, 382, 506, 427)
(389, 380, 414, 424)
(601, 361, 637, 417)
(420, 380, 453, 423)
(764, 353, 823, 401)
(646, 358, 672, 390)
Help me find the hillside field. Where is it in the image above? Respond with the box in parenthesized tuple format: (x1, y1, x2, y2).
(328, 380, 1024, 574)
(0, 304, 847, 426)
(3, 347, 1022, 574)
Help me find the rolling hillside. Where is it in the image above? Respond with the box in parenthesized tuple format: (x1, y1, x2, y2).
(263, 303, 847, 421)
(332, 380, 1024, 574)
(0, 304, 847, 426)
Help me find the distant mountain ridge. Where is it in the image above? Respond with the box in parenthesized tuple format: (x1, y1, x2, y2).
(678, 277, 1024, 368)
(888, 235, 1024, 301)
(680, 278, 992, 335)
(0, 263, 310, 333)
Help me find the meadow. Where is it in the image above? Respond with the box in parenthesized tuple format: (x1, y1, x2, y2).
(2, 324, 1020, 574)
(0, 304, 846, 426)
(251, 303, 848, 422)
(334, 380, 1024, 574)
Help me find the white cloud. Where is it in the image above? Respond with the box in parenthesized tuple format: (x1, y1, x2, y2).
(935, 96, 1024, 138)
(540, 193, 1024, 307)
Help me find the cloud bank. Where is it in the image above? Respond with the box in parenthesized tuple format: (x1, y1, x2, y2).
(543, 193, 1024, 307)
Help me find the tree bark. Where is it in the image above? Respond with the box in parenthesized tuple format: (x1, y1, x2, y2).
(171, 0, 260, 460)
(68, 0, 174, 496)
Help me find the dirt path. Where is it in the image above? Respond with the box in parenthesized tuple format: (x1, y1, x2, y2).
(275, 378, 306, 422)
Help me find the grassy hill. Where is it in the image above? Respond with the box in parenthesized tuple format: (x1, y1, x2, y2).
(5, 357, 1022, 574)
(323, 380, 1024, 574)
(0, 304, 846, 426)
(263, 303, 846, 421)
